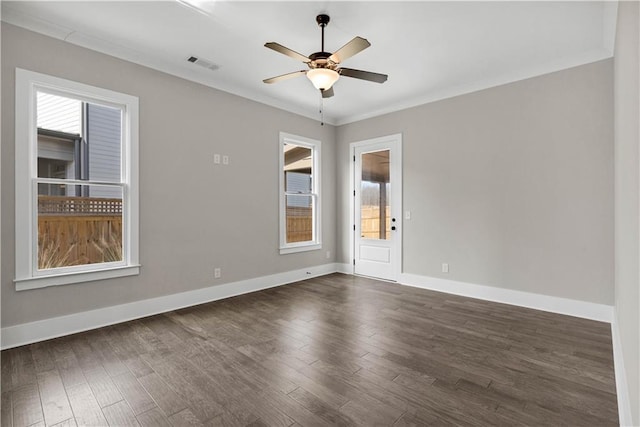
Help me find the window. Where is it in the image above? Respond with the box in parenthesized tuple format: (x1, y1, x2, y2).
(15, 69, 139, 290)
(279, 132, 321, 254)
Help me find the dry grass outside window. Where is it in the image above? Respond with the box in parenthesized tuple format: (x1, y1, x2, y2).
(37, 235, 76, 269)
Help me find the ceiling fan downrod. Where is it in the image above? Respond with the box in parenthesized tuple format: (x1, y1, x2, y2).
(316, 14, 330, 53)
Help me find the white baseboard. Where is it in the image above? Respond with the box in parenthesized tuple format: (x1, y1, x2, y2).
(1, 266, 615, 344)
(399, 273, 614, 323)
(335, 262, 353, 274)
(612, 314, 634, 427)
(1, 263, 340, 350)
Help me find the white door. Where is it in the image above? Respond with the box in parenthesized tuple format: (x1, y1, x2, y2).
(353, 135, 402, 281)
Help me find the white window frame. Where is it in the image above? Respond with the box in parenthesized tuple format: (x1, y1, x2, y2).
(14, 68, 140, 291)
(279, 132, 322, 254)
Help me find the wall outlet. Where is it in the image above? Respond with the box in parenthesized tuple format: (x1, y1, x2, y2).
(326, 250, 331, 259)
(214, 267, 221, 278)
(442, 263, 449, 273)
(214, 154, 221, 164)
(405, 210, 411, 220)
(222, 155, 229, 165)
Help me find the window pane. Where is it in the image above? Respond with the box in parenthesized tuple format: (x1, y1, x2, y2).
(286, 194, 313, 243)
(37, 92, 82, 134)
(284, 143, 312, 193)
(285, 171, 311, 194)
(37, 91, 122, 182)
(37, 184, 123, 269)
(361, 150, 391, 240)
(87, 103, 122, 183)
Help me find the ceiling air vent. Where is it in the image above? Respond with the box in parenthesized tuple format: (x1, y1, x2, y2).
(187, 56, 219, 71)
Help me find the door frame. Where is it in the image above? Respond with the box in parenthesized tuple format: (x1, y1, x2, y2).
(349, 133, 403, 281)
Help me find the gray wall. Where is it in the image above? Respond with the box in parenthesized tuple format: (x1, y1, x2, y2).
(614, 2, 640, 424)
(1, 24, 336, 327)
(337, 60, 614, 305)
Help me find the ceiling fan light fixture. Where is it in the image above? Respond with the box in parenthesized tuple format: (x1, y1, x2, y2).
(307, 68, 339, 90)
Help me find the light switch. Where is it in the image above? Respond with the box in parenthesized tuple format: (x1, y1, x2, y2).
(222, 155, 229, 165)
(214, 154, 221, 164)
(405, 211, 411, 220)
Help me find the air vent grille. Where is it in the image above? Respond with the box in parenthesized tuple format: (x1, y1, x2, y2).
(186, 56, 219, 71)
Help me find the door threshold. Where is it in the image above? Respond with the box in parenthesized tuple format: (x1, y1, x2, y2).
(353, 273, 397, 283)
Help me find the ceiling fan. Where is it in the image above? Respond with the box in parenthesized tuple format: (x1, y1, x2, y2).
(263, 14, 388, 98)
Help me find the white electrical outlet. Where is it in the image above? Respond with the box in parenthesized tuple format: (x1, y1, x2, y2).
(405, 210, 411, 220)
(214, 267, 221, 278)
(222, 155, 229, 165)
(442, 263, 449, 273)
(326, 250, 331, 259)
(214, 154, 221, 164)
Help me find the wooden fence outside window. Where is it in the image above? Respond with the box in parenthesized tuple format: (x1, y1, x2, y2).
(38, 196, 123, 268)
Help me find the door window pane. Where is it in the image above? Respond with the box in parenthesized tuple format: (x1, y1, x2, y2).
(37, 184, 123, 269)
(361, 150, 391, 240)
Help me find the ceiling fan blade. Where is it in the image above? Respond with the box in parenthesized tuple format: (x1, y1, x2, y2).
(263, 70, 307, 84)
(264, 42, 311, 63)
(339, 67, 388, 84)
(321, 87, 334, 98)
(328, 37, 371, 64)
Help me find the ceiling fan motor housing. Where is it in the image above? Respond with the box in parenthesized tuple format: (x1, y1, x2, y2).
(309, 52, 335, 69)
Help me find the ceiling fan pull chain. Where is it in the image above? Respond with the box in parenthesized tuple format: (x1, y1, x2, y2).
(319, 92, 324, 126)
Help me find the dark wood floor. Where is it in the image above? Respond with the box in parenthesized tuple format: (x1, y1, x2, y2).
(1, 273, 618, 426)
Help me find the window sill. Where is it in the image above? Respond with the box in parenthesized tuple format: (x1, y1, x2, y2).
(15, 264, 141, 291)
(279, 243, 321, 255)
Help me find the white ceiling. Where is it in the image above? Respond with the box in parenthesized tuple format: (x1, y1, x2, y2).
(2, 1, 617, 125)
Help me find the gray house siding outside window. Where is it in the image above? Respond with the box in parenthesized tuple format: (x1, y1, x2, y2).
(37, 92, 121, 196)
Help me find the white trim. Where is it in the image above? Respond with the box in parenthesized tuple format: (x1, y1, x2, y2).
(349, 145, 355, 272)
(612, 313, 634, 427)
(1, 263, 340, 350)
(279, 132, 322, 254)
(399, 273, 614, 323)
(15, 68, 33, 284)
(15, 265, 140, 291)
(279, 244, 321, 255)
(14, 68, 139, 290)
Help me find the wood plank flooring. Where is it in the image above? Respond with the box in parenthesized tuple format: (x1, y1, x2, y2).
(1, 273, 618, 426)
